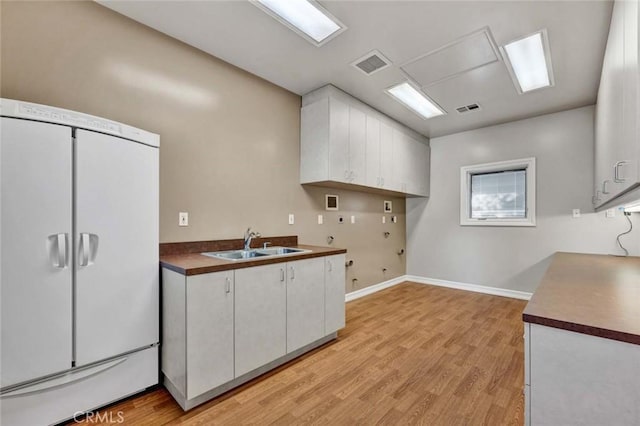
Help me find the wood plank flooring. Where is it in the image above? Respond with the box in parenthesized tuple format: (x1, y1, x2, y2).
(77, 282, 527, 425)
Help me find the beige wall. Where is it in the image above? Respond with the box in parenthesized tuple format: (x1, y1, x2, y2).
(0, 0, 406, 291)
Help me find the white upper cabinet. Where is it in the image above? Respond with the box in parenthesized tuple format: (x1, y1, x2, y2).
(301, 85, 430, 197)
(594, 0, 640, 208)
(365, 115, 381, 188)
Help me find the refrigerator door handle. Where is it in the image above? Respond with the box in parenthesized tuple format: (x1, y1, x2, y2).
(79, 233, 99, 267)
(56, 233, 67, 269)
(48, 233, 68, 269)
(79, 233, 90, 267)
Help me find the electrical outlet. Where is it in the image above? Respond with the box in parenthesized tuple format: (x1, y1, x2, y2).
(318, 214, 323, 225)
(179, 212, 189, 227)
(572, 209, 581, 218)
(288, 214, 295, 225)
(351, 215, 356, 224)
(606, 208, 616, 218)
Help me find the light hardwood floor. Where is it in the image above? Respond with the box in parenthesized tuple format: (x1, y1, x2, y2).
(77, 282, 527, 425)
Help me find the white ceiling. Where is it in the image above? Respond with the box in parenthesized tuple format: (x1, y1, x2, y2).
(99, 0, 613, 138)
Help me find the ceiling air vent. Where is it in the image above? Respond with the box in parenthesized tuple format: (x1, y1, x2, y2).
(455, 103, 481, 114)
(351, 50, 392, 75)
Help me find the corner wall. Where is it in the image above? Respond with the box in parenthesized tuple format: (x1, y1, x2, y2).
(407, 106, 639, 293)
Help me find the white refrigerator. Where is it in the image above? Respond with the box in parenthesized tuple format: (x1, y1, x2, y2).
(0, 99, 159, 425)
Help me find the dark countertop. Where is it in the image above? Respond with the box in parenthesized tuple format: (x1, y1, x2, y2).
(160, 244, 347, 276)
(523, 252, 640, 345)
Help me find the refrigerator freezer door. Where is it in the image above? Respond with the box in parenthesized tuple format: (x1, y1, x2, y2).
(0, 118, 73, 388)
(74, 130, 159, 366)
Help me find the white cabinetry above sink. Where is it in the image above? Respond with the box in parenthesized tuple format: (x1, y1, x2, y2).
(301, 85, 430, 198)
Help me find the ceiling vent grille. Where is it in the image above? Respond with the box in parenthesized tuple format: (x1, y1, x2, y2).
(455, 103, 481, 114)
(351, 50, 392, 75)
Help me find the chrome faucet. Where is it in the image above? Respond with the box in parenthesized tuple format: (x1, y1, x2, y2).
(243, 227, 261, 251)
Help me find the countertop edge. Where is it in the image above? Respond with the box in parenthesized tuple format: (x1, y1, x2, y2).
(160, 247, 347, 276)
(522, 313, 640, 346)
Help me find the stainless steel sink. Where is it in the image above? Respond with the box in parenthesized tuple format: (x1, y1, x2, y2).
(202, 250, 269, 261)
(256, 247, 309, 256)
(201, 246, 310, 261)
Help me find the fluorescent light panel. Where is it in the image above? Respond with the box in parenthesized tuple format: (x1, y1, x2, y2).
(502, 30, 554, 93)
(386, 83, 445, 119)
(254, 0, 344, 45)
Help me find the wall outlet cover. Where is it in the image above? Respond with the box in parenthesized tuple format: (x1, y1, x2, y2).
(288, 214, 295, 225)
(179, 212, 189, 226)
(318, 214, 323, 225)
(572, 209, 581, 218)
(351, 215, 356, 224)
(606, 208, 616, 218)
(382, 216, 386, 224)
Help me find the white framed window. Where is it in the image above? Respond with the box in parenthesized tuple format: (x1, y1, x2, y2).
(460, 157, 536, 227)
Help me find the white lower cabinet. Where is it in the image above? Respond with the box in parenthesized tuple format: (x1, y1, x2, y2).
(525, 323, 640, 425)
(186, 271, 234, 399)
(235, 263, 287, 377)
(161, 253, 346, 410)
(286, 258, 325, 353)
(325, 254, 346, 334)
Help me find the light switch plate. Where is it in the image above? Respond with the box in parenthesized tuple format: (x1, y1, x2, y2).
(179, 212, 189, 227)
(351, 215, 356, 224)
(288, 214, 295, 225)
(318, 214, 323, 225)
(382, 216, 386, 224)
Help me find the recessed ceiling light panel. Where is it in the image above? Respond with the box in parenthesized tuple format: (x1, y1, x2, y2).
(252, 0, 346, 47)
(386, 82, 445, 120)
(501, 29, 554, 93)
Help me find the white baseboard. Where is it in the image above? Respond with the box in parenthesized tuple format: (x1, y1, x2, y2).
(345, 275, 407, 302)
(406, 275, 532, 300)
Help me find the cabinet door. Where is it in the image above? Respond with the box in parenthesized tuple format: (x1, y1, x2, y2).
(328, 97, 350, 182)
(286, 258, 325, 353)
(595, 0, 626, 207)
(349, 106, 367, 185)
(390, 129, 408, 192)
(1, 118, 73, 387)
(325, 254, 346, 334)
(300, 98, 330, 184)
(619, 0, 640, 190)
(530, 324, 640, 425)
(235, 263, 287, 377)
(186, 271, 234, 399)
(379, 122, 394, 189)
(75, 130, 159, 366)
(406, 137, 431, 197)
(365, 115, 381, 188)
